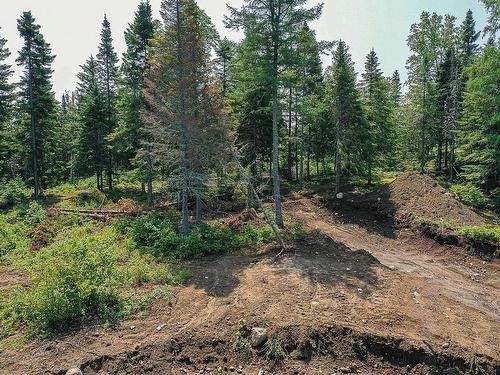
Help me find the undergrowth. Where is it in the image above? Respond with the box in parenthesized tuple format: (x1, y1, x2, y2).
(115, 213, 277, 260)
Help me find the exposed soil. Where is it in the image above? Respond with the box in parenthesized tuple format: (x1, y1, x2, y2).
(354, 173, 486, 226)
(1, 187, 499, 374)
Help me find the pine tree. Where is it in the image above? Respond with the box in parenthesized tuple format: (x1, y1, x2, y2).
(16, 11, 57, 198)
(406, 12, 442, 173)
(457, 43, 499, 192)
(294, 24, 325, 184)
(96, 15, 119, 190)
(226, 0, 323, 227)
(325, 40, 364, 193)
(459, 10, 480, 69)
(0, 28, 15, 179)
(215, 37, 237, 99)
(76, 56, 107, 190)
(144, 0, 225, 233)
(113, 0, 154, 199)
(389, 70, 402, 106)
(360, 49, 394, 184)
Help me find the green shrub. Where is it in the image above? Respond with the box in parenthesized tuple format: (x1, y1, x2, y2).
(0, 178, 29, 209)
(457, 226, 500, 244)
(73, 188, 108, 208)
(13, 226, 122, 333)
(264, 340, 287, 363)
(0, 213, 30, 257)
(19, 201, 47, 226)
(118, 213, 276, 260)
(451, 184, 488, 209)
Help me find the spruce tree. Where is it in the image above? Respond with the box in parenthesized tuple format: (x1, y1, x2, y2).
(226, 0, 323, 227)
(113, 0, 154, 198)
(457, 43, 499, 193)
(145, 0, 226, 233)
(459, 10, 480, 69)
(96, 15, 119, 190)
(76, 56, 107, 190)
(360, 49, 393, 184)
(16, 11, 57, 198)
(215, 37, 237, 99)
(389, 70, 402, 106)
(325, 40, 364, 193)
(0, 28, 15, 179)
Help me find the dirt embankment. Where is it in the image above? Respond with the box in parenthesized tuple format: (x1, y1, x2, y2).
(363, 173, 485, 226)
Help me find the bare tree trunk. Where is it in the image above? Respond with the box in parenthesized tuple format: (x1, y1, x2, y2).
(444, 139, 448, 170)
(287, 86, 293, 180)
(306, 126, 311, 180)
(146, 143, 153, 207)
(450, 138, 455, 182)
(195, 195, 202, 225)
(335, 120, 341, 194)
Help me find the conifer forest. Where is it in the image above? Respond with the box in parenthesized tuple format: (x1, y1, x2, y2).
(0, 1, 499, 374)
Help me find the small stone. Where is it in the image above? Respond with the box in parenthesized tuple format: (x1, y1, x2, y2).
(442, 342, 450, 349)
(229, 366, 236, 372)
(66, 368, 83, 375)
(336, 192, 344, 200)
(130, 325, 136, 330)
(259, 370, 265, 375)
(250, 327, 268, 347)
(156, 323, 167, 331)
(362, 319, 367, 324)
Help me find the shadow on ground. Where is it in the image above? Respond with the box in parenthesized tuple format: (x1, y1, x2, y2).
(185, 233, 382, 299)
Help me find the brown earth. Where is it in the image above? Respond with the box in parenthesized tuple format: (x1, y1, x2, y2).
(356, 173, 486, 226)
(1, 188, 499, 375)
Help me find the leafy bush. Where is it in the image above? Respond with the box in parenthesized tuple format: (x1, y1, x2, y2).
(19, 201, 47, 226)
(116, 213, 275, 260)
(13, 226, 121, 333)
(451, 184, 488, 209)
(8, 225, 177, 335)
(73, 188, 108, 208)
(0, 213, 30, 257)
(0, 178, 29, 209)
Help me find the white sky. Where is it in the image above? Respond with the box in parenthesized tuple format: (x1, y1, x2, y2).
(0, 0, 488, 98)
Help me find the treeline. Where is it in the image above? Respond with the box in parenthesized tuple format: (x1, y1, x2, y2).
(0, 0, 498, 226)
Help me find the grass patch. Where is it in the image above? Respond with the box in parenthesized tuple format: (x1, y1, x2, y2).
(414, 215, 499, 245)
(450, 183, 489, 209)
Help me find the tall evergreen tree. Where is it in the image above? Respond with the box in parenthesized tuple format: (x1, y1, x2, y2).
(113, 0, 154, 197)
(144, 0, 225, 233)
(325, 40, 364, 193)
(406, 12, 442, 172)
(360, 49, 394, 184)
(457, 43, 499, 193)
(389, 70, 402, 106)
(96, 15, 119, 190)
(480, 0, 499, 40)
(459, 10, 480, 69)
(0, 28, 15, 179)
(215, 37, 237, 99)
(77, 56, 107, 190)
(16, 11, 57, 198)
(226, 0, 323, 227)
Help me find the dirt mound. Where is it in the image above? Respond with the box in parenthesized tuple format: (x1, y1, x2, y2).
(370, 173, 485, 226)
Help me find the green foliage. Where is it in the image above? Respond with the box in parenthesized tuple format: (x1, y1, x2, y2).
(0, 212, 30, 258)
(0, 178, 30, 209)
(116, 213, 275, 260)
(456, 225, 500, 244)
(12, 226, 121, 333)
(19, 201, 46, 226)
(450, 184, 488, 209)
(264, 340, 287, 363)
(3, 224, 176, 335)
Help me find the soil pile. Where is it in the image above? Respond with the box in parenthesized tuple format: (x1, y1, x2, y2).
(370, 173, 485, 226)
